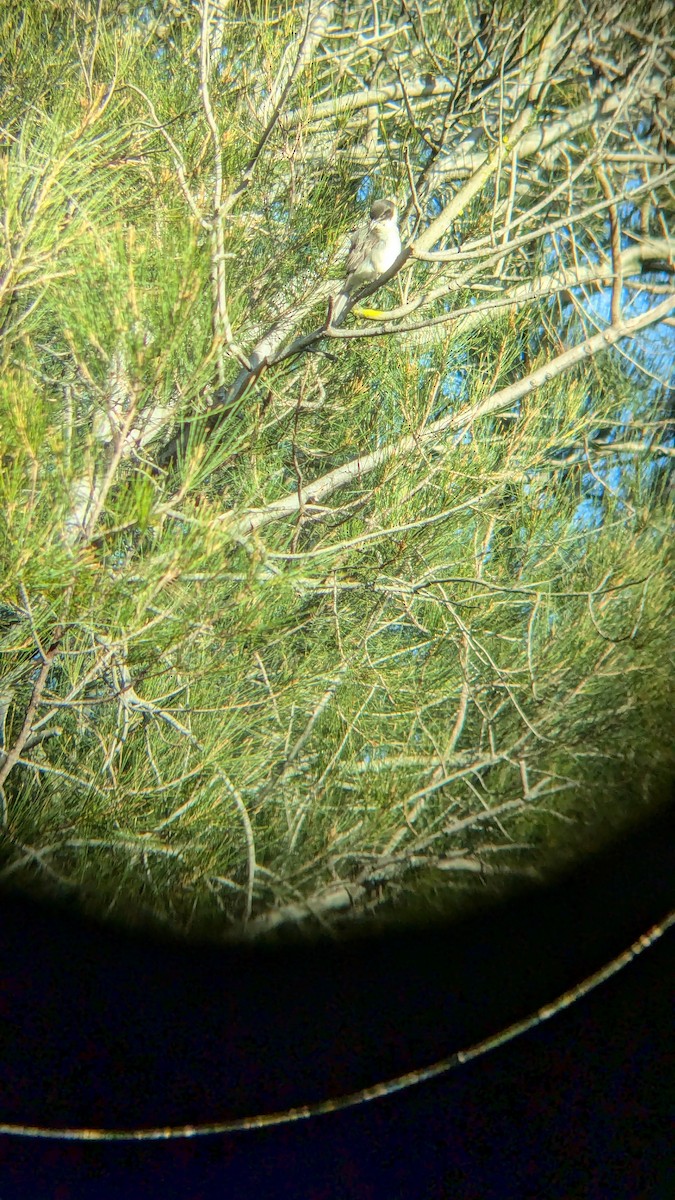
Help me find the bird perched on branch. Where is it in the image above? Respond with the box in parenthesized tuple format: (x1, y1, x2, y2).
(332, 198, 401, 323)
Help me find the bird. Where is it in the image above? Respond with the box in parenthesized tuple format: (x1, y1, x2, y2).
(332, 198, 401, 323)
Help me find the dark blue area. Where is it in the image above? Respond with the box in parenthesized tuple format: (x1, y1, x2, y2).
(0, 799, 673, 1199)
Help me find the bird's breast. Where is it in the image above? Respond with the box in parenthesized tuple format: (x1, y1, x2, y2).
(371, 231, 401, 275)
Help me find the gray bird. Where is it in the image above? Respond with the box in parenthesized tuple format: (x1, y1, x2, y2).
(332, 199, 401, 322)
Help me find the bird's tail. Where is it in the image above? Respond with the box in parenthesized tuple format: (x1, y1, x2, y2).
(331, 289, 351, 325)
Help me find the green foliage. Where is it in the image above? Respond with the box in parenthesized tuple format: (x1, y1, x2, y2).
(0, 0, 672, 939)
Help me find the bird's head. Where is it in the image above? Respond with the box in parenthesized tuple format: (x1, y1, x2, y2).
(370, 199, 398, 224)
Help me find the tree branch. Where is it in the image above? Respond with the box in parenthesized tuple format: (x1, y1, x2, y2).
(224, 293, 675, 539)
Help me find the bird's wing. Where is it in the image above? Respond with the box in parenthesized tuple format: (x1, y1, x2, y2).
(344, 222, 371, 276)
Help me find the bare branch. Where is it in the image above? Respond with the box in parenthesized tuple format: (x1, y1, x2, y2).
(226, 293, 675, 539)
